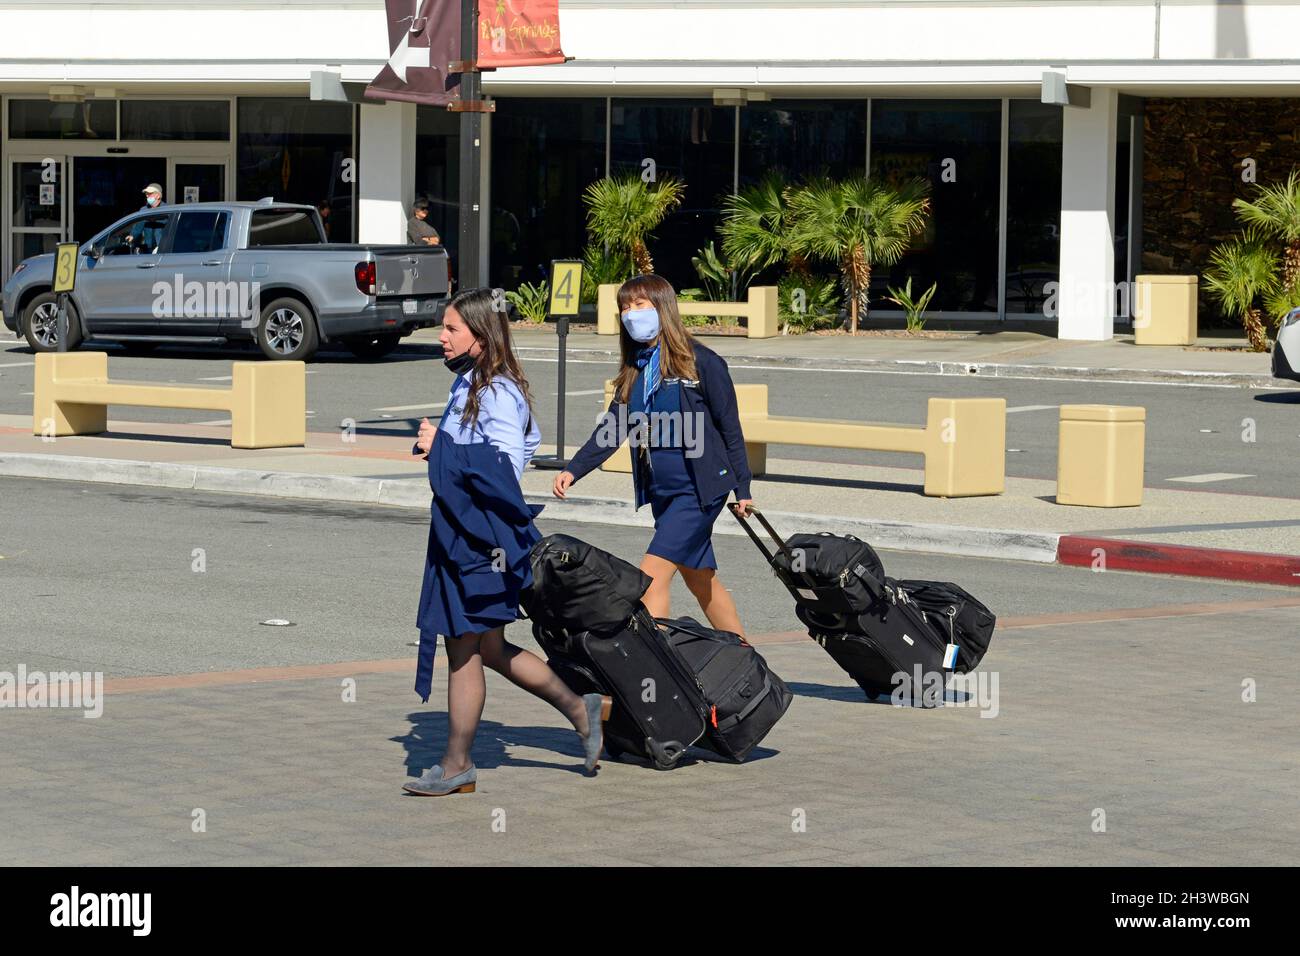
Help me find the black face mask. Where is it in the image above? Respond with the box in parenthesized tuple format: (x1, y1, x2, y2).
(443, 351, 476, 376)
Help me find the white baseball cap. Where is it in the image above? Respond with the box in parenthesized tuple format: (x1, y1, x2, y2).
(142, 183, 163, 196)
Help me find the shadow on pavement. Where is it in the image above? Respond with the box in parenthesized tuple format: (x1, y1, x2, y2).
(787, 681, 973, 706)
(758, 473, 925, 495)
(394, 711, 588, 778)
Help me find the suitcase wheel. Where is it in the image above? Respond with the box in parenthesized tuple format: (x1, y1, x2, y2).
(646, 738, 686, 770)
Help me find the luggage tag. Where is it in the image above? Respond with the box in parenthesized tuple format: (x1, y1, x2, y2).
(943, 644, 960, 669)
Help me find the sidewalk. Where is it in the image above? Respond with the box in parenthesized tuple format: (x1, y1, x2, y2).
(3, 412, 1298, 586)
(407, 326, 1284, 388)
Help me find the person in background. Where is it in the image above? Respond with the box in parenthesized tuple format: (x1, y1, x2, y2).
(405, 287, 607, 797)
(407, 198, 441, 246)
(127, 183, 166, 252)
(316, 199, 332, 240)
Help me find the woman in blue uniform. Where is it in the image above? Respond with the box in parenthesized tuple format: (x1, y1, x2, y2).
(554, 274, 754, 636)
(406, 288, 607, 797)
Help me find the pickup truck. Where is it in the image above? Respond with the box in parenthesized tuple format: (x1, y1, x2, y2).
(1, 200, 450, 360)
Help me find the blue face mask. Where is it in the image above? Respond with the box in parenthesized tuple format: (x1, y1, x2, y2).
(621, 307, 660, 343)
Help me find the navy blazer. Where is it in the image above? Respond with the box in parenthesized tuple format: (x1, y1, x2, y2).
(414, 428, 543, 701)
(567, 340, 753, 510)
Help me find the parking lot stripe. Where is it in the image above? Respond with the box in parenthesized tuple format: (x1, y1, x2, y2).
(1166, 472, 1255, 483)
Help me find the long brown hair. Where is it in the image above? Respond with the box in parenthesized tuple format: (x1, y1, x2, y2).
(613, 274, 698, 403)
(448, 287, 535, 429)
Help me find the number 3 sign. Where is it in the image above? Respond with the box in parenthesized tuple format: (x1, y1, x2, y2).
(52, 242, 79, 294)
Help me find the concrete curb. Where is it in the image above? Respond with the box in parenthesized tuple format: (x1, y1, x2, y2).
(8, 452, 1298, 585)
(1058, 535, 1300, 588)
(0, 451, 1060, 564)
(496, 344, 1281, 389)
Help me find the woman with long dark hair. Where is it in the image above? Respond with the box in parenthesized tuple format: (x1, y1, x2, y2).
(553, 274, 754, 636)
(406, 288, 607, 796)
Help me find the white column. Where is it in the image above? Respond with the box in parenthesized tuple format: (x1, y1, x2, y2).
(358, 100, 416, 244)
(1057, 87, 1119, 341)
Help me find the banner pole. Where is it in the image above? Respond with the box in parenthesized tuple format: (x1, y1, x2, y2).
(456, 0, 483, 291)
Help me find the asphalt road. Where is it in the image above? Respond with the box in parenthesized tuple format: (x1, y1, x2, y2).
(2, 334, 1298, 499)
(0, 476, 1290, 678)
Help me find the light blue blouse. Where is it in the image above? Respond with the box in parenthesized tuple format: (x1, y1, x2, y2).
(440, 369, 541, 480)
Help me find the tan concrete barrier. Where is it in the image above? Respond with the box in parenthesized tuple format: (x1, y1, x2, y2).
(33, 352, 306, 449)
(1057, 404, 1146, 507)
(597, 283, 779, 338)
(1133, 275, 1197, 345)
(599, 380, 1005, 497)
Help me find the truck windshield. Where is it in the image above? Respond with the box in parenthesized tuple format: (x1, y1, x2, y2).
(249, 209, 323, 246)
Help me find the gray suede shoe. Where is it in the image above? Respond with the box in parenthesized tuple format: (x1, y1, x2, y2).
(403, 763, 477, 796)
(580, 694, 611, 773)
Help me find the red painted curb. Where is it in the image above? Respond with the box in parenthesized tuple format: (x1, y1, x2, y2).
(1057, 535, 1300, 587)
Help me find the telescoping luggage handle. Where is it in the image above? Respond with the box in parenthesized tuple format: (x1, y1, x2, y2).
(727, 503, 793, 565)
(727, 503, 824, 593)
(728, 503, 888, 603)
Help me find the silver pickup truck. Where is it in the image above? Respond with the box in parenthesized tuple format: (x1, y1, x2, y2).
(1, 200, 450, 360)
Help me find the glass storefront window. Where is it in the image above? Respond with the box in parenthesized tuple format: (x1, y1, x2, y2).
(870, 99, 1002, 313)
(121, 100, 230, 141)
(236, 98, 354, 242)
(489, 97, 606, 289)
(1005, 100, 1063, 316)
(9, 99, 116, 140)
(610, 99, 736, 290)
(740, 100, 866, 187)
(415, 106, 460, 271)
(1114, 113, 1133, 315)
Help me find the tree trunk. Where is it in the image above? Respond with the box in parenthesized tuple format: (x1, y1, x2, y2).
(633, 240, 654, 275)
(1285, 241, 1300, 293)
(845, 246, 870, 334)
(1243, 306, 1269, 352)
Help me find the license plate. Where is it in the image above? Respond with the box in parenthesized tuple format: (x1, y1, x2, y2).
(402, 299, 417, 315)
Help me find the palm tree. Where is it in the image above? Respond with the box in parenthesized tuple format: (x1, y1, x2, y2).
(1233, 168, 1300, 293)
(786, 176, 931, 334)
(1204, 227, 1280, 352)
(582, 173, 685, 275)
(720, 174, 801, 273)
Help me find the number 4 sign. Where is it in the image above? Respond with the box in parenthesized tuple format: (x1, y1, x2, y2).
(547, 259, 583, 317)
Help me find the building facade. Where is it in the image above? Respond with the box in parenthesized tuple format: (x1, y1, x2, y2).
(3, 0, 1299, 339)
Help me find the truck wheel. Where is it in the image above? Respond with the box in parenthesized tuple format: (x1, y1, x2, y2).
(256, 297, 318, 361)
(345, 332, 401, 360)
(23, 293, 83, 352)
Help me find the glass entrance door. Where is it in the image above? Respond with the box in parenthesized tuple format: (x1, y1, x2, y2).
(174, 163, 226, 205)
(11, 158, 67, 277)
(71, 156, 169, 247)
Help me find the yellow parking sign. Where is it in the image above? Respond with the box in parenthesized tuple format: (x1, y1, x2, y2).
(547, 259, 583, 317)
(52, 242, 79, 294)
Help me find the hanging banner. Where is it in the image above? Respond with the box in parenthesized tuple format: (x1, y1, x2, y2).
(365, 0, 463, 106)
(476, 0, 566, 68)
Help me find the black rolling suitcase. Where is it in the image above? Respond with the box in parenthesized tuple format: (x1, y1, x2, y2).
(657, 616, 793, 762)
(521, 535, 709, 769)
(729, 506, 994, 704)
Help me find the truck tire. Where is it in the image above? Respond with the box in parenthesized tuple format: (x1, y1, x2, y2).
(23, 293, 84, 352)
(345, 332, 401, 360)
(255, 296, 318, 361)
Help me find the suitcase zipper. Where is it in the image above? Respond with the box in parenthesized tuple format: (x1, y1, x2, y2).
(633, 614, 706, 696)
